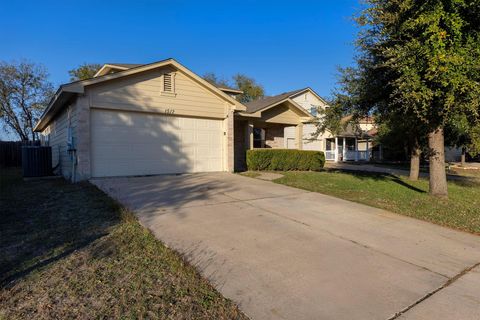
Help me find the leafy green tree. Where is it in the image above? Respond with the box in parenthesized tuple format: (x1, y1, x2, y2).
(328, 63, 427, 180)
(232, 74, 265, 103)
(315, 104, 345, 137)
(202, 72, 230, 87)
(68, 63, 102, 81)
(336, 0, 480, 197)
(0, 61, 54, 141)
(446, 114, 480, 165)
(375, 112, 428, 180)
(202, 72, 265, 103)
(468, 125, 480, 157)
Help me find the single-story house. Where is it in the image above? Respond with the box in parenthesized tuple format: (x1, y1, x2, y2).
(34, 59, 378, 181)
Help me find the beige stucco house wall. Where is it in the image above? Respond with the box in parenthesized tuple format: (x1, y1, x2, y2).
(285, 89, 330, 150)
(35, 59, 244, 181)
(35, 60, 343, 180)
(40, 103, 77, 179)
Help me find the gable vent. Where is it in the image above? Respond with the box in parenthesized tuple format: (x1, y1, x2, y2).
(163, 73, 173, 92)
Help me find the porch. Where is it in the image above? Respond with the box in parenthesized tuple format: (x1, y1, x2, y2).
(234, 119, 304, 171)
(234, 98, 313, 171)
(324, 136, 382, 162)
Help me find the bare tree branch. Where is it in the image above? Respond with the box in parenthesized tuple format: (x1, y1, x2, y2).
(0, 61, 53, 141)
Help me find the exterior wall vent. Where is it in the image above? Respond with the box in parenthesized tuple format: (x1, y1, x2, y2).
(163, 73, 173, 92)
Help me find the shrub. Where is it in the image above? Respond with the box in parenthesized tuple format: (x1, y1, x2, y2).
(246, 149, 325, 171)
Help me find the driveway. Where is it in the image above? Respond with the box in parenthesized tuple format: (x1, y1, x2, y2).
(92, 173, 480, 320)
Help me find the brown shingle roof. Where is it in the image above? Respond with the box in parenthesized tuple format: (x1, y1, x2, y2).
(243, 88, 307, 113)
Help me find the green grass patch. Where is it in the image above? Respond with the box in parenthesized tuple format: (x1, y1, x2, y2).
(274, 170, 480, 234)
(0, 168, 246, 319)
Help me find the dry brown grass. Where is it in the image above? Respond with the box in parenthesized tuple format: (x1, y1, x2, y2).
(0, 168, 246, 320)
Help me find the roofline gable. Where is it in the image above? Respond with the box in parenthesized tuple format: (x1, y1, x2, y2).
(93, 64, 130, 77)
(34, 59, 247, 131)
(288, 87, 329, 106)
(244, 97, 313, 120)
(63, 59, 246, 109)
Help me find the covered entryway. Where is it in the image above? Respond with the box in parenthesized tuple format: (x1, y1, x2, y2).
(234, 99, 313, 171)
(90, 109, 224, 177)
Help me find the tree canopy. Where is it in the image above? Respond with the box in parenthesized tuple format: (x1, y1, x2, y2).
(68, 63, 102, 81)
(231, 74, 265, 103)
(331, 0, 480, 196)
(0, 61, 54, 141)
(203, 72, 230, 88)
(202, 72, 265, 103)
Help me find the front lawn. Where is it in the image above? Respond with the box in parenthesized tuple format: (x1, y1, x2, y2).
(0, 168, 246, 319)
(273, 170, 480, 234)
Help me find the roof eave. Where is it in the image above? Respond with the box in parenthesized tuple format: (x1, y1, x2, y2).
(218, 87, 243, 95)
(35, 58, 247, 130)
(34, 89, 77, 132)
(253, 98, 312, 118)
(93, 64, 130, 77)
(289, 87, 330, 106)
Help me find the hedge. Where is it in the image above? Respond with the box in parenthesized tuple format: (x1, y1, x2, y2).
(246, 149, 325, 171)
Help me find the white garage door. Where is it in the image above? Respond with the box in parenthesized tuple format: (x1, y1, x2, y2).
(91, 109, 224, 177)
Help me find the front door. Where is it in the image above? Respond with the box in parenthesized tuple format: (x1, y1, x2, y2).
(253, 128, 265, 148)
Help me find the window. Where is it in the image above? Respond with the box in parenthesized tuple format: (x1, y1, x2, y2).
(162, 72, 176, 95)
(310, 105, 318, 117)
(253, 128, 265, 148)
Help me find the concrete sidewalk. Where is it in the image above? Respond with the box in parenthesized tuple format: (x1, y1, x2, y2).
(92, 173, 480, 320)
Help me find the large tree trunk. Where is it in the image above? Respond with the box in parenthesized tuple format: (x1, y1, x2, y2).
(409, 145, 421, 181)
(428, 128, 448, 198)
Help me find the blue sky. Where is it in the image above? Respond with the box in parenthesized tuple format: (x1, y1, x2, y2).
(1, 0, 360, 99)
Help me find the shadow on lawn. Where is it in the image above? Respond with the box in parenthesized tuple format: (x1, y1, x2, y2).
(324, 168, 427, 193)
(0, 170, 122, 287)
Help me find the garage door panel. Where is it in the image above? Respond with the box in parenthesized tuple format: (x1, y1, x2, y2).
(91, 110, 223, 177)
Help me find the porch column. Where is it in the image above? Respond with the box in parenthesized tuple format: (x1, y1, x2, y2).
(366, 139, 370, 161)
(296, 123, 304, 150)
(247, 121, 254, 150)
(342, 137, 346, 161)
(354, 138, 359, 162)
(334, 137, 339, 162)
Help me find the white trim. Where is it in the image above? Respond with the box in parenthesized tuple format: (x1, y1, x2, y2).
(240, 98, 313, 119)
(34, 59, 247, 132)
(93, 64, 130, 78)
(288, 87, 330, 107)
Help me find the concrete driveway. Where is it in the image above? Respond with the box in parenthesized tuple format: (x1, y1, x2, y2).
(92, 173, 480, 320)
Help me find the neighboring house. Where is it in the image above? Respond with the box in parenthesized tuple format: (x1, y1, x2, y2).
(34, 59, 378, 182)
(323, 116, 380, 163)
(238, 90, 379, 169)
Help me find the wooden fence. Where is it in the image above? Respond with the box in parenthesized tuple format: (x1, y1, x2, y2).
(0, 141, 41, 167)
